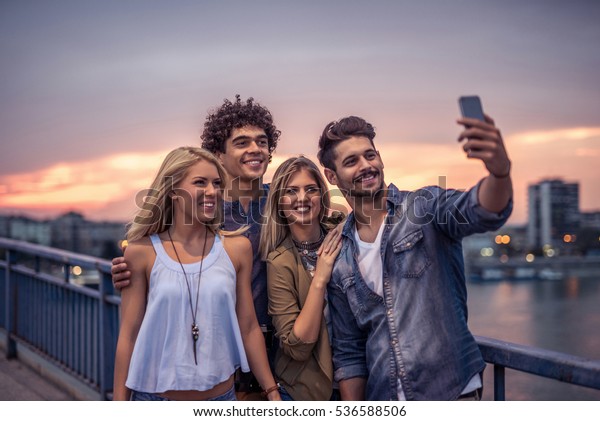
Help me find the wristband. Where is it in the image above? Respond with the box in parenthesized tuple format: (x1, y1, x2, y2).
(491, 163, 511, 179)
(261, 383, 280, 398)
(491, 171, 511, 179)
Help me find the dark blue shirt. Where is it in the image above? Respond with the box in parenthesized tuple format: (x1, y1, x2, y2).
(222, 184, 271, 328)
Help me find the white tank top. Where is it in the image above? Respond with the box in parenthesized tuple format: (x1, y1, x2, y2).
(126, 233, 250, 393)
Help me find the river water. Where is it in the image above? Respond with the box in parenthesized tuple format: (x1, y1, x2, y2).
(466, 275, 600, 400)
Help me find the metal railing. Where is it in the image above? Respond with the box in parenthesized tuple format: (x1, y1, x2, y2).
(476, 335, 600, 400)
(1, 238, 120, 400)
(1, 237, 599, 400)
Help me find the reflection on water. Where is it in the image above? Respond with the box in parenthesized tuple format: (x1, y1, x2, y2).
(467, 275, 600, 400)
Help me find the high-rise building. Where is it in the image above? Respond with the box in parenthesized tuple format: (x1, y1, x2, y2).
(581, 211, 600, 230)
(527, 179, 580, 249)
(9, 216, 51, 246)
(0, 212, 125, 259)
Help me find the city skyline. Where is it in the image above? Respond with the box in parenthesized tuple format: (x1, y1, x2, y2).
(3, 175, 599, 234)
(1, 1, 600, 224)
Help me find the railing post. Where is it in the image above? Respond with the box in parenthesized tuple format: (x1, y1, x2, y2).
(64, 263, 70, 283)
(494, 364, 506, 401)
(5, 249, 17, 359)
(98, 268, 115, 401)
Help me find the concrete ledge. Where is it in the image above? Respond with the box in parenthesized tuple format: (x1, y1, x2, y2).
(1, 330, 99, 401)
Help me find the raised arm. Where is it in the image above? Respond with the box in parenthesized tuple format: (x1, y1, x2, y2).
(113, 240, 150, 401)
(457, 114, 513, 213)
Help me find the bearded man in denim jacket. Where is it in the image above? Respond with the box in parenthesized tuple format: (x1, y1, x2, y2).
(317, 114, 512, 400)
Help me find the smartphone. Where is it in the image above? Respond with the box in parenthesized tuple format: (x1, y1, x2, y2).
(458, 95, 485, 121)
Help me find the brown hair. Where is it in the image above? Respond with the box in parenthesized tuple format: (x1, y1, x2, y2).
(317, 116, 376, 171)
(259, 156, 331, 260)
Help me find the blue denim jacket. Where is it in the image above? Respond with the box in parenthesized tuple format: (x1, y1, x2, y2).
(328, 182, 512, 400)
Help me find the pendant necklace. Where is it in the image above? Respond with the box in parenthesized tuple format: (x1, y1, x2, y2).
(293, 230, 325, 277)
(168, 228, 208, 365)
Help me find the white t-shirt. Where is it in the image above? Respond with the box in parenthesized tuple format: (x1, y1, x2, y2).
(353, 222, 385, 297)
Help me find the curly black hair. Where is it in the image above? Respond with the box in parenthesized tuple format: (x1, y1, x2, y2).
(201, 95, 280, 161)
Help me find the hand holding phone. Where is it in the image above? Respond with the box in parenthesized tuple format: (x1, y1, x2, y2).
(458, 95, 485, 121)
(456, 96, 511, 180)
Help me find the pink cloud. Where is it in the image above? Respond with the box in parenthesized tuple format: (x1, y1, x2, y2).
(2, 126, 599, 224)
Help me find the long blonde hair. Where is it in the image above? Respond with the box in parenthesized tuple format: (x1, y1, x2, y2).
(126, 146, 228, 242)
(259, 156, 331, 260)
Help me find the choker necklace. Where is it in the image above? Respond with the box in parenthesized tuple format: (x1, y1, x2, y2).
(292, 231, 326, 256)
(293, 231, 325, 277)
(168, 228, 208, 365)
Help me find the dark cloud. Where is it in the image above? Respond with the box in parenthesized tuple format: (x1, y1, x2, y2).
(1, 0, 599, 174)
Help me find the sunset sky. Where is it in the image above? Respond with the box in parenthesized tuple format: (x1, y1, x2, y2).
(1, 0, 599, 225)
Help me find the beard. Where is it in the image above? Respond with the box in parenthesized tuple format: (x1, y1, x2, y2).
(349, 187, 385, 200)
(348, 175, 386, 199)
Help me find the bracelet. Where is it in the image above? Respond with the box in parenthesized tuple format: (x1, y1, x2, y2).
(491, 162, 511, 179)
(491, 171, 511, 179)
(261, 383, 280, 398)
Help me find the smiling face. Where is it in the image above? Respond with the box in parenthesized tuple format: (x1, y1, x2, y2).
(172, 159, 223, 224)
(324, 135, 385, 199)
(217, 125, 270, 184)
(279, 168, 323, 227)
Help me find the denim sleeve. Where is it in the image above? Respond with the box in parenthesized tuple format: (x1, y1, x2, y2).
(327, 277, 368, 382)
(428, 180, 513, 239)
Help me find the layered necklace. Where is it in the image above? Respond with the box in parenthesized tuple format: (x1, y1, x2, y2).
(167, 228, 208, 365)
(292, 230, 325, 277)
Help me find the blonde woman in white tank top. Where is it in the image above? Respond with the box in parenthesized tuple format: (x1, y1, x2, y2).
(113, 147, 281, 401)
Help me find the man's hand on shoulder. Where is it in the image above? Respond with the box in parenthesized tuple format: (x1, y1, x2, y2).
(111, 256, 131, 290)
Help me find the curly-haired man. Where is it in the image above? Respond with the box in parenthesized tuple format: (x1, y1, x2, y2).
(201, 94, 279, 162)
(199, 95, 279, 330)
